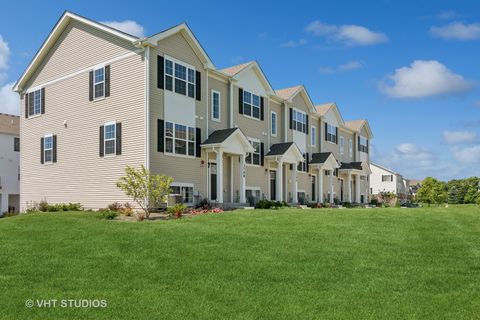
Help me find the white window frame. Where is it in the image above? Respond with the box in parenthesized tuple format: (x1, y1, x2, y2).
(44, 134, 53, 164)
(211, 90, 221, 122)
(340, 136, 345, 156)
(246, 138, 261, 166)
(245, 187, 261, 203)
(165, 57, 196, 99)
(104, 121, 116, 156)
(242, 90, 261, 120)
(311, 126, 316, 146)
(271, 111, 277, 136)
(349, 139, 353, 157)
(164, 121, 196, 158)
(292, 108, 307, 133)
(93, 66, 105, 100)
(170, 182, 194, 205)
(27, 89, 42, 117)
(359, 135, 368, 153)
(326, 123, 337, 143)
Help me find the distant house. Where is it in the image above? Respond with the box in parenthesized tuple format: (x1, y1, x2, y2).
(369, 163, 409, 202)
(408, 179, 422, 199)
(0, 113, 20, 214)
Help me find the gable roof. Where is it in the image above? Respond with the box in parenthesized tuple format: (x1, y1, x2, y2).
(220, 61, 253, 76)
(145, 23, 214, 69)
(345, 119, 374, 138)
(266, 142, 295, 156)
(315, 102, 344, 125)
(370, 162, 400, 175)
(220, 61, 274, 94)
(310, 152, 334, 164)
(14, 11, 139, 92)
(276, 85, 316, 113)
(202, 128, 238, 144)
(0, 113, 20, 135)
(340, 162, 363, 170)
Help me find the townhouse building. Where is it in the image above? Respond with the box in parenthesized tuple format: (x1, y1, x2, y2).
(14, 11, 373, 210)
(0, 113, 20, 214)
(370, 163, 409, 202)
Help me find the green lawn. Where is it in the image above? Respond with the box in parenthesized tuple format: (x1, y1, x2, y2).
(0, 206, 479, 320)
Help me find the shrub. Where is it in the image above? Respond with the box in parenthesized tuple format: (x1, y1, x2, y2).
(108, 202, 123, 212)
(476, 196, 480, 206)
(197, 198, 212, 210)
(122, 203, 134, 216)
(370, 199, 379, 206)
(100, 209, 118, 220)
(342, 202, 353, 208)
(255, 199, 272, 209)
(38, 200, 49, 212)
(168, 203, 187, 218)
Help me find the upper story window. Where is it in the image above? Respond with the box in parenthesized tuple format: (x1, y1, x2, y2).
(349, 139, 353, 157)
(292, 109, 307, 133)
(165, 121, 195, 157)
(271, 111, 277, 136)
(326, 123, 337, 143)
(382, 175, 393, 182)
(165, 59, 195, 98)
(211, 90, 220, 121)
(14, 137, 20, 152)
(44, 135, 53, 163)
(246, 138, 261, 165)
(94, 67, 105, 99)
(28, 89, 42, 117)
(311, 126, 316, 146)
(243, 90, 261, 120)
(359, 136, 369, 153)
(340, 136, 344, 156)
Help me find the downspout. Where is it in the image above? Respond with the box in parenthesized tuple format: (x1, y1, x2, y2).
(144, 45, 150, 170)
(284, 102, 288, 141)
(205, 67, 209, 137)
(229, 79, 234, 128)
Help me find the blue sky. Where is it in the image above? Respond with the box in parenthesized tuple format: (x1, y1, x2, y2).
(0, 0, 479, 180)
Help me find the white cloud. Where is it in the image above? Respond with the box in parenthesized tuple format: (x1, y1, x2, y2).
(443, 130, 477, 144)
(101, 20, 145, 38)
(453, 145, 480, 163)
(320, 60, 363, 74)
(394, 143, 434, 167)
(280, 39, 307, 47)
(306, 20, 388, 46)
(379, 60, 473, 98)
(0, 34, 10, 70)
(430, 22, 480, 40)
(0, 82, 19, 115)
(437, 10, 461, 20)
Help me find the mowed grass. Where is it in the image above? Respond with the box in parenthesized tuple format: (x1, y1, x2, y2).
(0, 206, 479, 320)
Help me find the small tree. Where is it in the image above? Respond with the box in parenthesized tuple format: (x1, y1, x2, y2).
(417, 177, 447, 206)
(116, 165, 173, 219)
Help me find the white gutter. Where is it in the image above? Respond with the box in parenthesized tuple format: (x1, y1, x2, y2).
(144, 45, 150, 170)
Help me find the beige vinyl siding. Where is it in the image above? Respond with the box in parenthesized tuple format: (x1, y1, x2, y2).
(233, 84, 267, 141)
(269, 100, 283, 146)
(339, 129, 355, 163)
(208, 76, 229, 134)
(27, 20, 137, 88)
(21, 53, 146, 210)
(148, 32, 209, 199)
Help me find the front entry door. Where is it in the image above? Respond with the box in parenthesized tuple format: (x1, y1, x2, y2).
(210, 163, 217, 201)
(311, 175, 316, 202)
(270, 170, 276, 201)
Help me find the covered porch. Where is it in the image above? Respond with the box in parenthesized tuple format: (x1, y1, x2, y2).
(339, 161, 372, 204)
(309, 152, 340, 204)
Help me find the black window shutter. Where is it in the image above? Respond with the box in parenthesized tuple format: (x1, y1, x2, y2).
(195, 71, 201, 101)
(366, 139, 369, 154)
(40, 137, 44, 164)
(157, 119, 164, 152)
(358, 136, 361, 151)
(306, 115, 309, 134)
(306, 152, 309, 171)
(157, 55, 164, 89)
(260, 97, 264, 121)
(260, 142, 265, 166)
(89, 71, 93, 101)
(289, 108, 293, 129)
(324, 123, 328, 141)
(105, 65, 111, 97)
(196, 127, 201, 158)
(116, 122, 122, 155)
(289, 164, 293, 170)
(335, 127, 338, 144)
(41, 88, 45, 114)
(53, 135, 57, 163)
(238, 88, 244, 114)
(24, 93, 29, 118)
(99, 126, 104, 157)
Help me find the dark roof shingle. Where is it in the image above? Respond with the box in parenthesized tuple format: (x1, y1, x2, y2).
(310, 152, 334, 164)
(339, 162, 363, 170)
(266, 142, 294, 156)
(202, 128, 238, 145)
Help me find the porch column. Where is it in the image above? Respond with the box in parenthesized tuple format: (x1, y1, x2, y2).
(318, 168, 323, 203)
(216, 149, 224, 203)
(292, 163, 298, 203)
(347, 173, 352, 202)
(329, 170, 334, 204)
(276, 160, 283, 202)
(355, 174, 360, 204)
(239, 154, 246, 203)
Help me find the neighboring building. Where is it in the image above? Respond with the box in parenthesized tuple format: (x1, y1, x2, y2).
(14, 11, 374, 210)
(370, 163, 409, 202)
(408, 179, 422, 199)
(0, 113, 20, 214)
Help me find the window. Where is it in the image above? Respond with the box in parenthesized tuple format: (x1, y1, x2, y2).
(359, 136, 368, 153)
(246, 139, 260, 165)
(326, 123, 337, 143)
(297, 153, 307, 172)
(360, 175, 366, 181)
(382, 175, 393, 182)
(28, 89, 42, 117)
(94, 67, 105, 99)
(104, 122, 116, 155)
(165, 121, 195, 157)
(211, 90, 220, 121)
(14, 137, 20, 152)
(165, 59, 195, 98)
(340, 136, 344, 156)
(349, 139, 353, 157)
(292, 109, 307, 133)
(311, 126, 316, 146)
(242, 90, 261, 120)
(170, 184, 194, 204)
(271, 111, 277, 136)
(246, 188, 261, 204)
(44, 135, 53, 163)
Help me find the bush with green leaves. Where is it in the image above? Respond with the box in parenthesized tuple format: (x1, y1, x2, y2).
(168, 203, 187, 218)
(99, 209, 118, 220)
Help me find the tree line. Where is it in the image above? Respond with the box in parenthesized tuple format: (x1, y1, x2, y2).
(417, 177, 480, 205)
